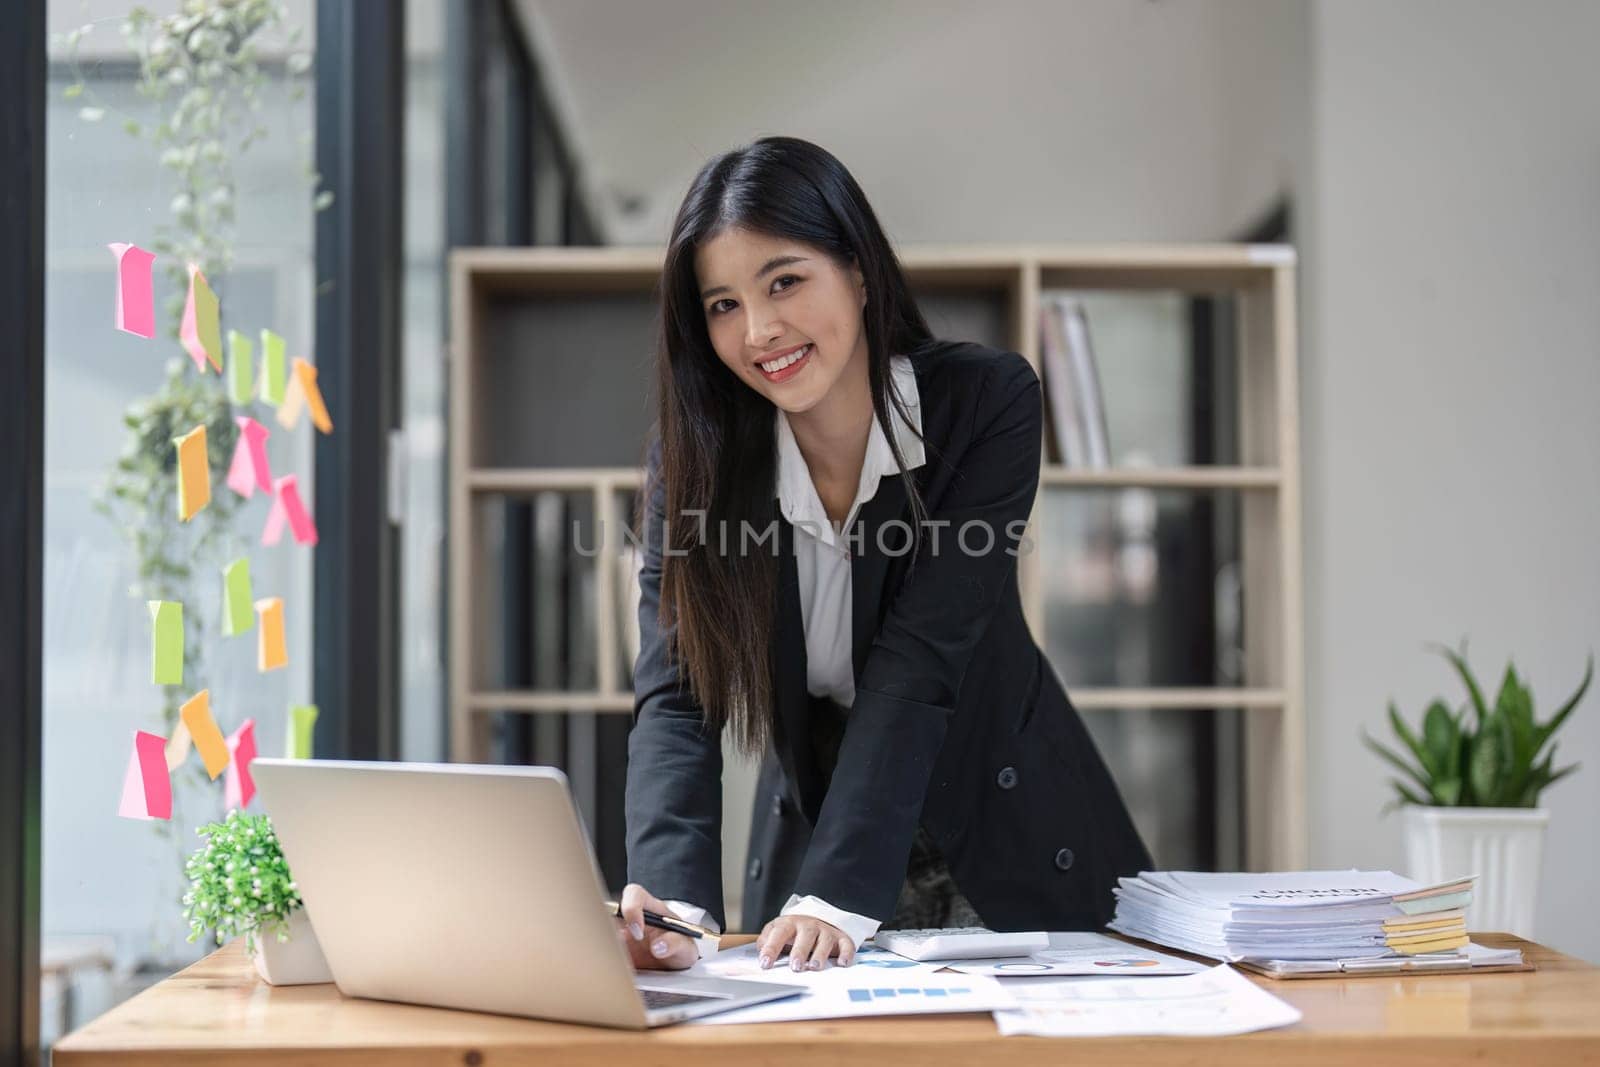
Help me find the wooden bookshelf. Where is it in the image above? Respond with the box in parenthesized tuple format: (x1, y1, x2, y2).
(448, 243, 1305, 870)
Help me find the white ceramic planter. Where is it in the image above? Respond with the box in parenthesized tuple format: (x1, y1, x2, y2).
(251, 908, 334, 986)
(1401, 805, 1549, 938)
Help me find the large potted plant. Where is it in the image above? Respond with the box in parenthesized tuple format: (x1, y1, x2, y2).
(183, 810, 332, 985)
(1363, 641, 1591, 937)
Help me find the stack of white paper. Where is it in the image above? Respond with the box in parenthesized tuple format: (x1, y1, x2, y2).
(1107, 869, 1477, 963)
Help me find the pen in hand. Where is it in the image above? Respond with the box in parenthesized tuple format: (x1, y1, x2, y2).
(604, 899, 717, 943)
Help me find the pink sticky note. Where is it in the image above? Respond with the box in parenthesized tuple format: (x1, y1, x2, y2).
(118, 730, 173, 821)
(226, 416, 273, 499)
(223, 718, 258, 810)
(108, 243, 156, 338)
(262, 474, 318, 546)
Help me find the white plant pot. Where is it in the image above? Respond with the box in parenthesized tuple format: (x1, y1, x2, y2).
(250, 908, 334, 986)
(1401, 805, 1549, 938)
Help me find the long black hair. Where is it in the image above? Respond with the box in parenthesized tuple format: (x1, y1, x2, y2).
(642, 135, 935, 757)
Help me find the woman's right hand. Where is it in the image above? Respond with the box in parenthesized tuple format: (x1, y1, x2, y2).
(615, 882, 699, 971)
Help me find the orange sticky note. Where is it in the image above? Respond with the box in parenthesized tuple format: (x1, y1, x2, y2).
(180, 264, 222, 373)
(174, 424, 211, 521)
(179, 689, 231, 780)
(277, 357, 333, 434)
(255, 597, 287, 672)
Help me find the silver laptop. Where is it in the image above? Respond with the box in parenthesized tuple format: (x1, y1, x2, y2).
(251, 759, 802, 1028)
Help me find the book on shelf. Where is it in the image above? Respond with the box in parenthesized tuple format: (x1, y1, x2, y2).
(618, 538, 642, 685)
(566, 500, 599, 836)
(1038, 294, 1111, 469)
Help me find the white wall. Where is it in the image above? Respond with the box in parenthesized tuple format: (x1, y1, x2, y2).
(1301, 0, 1600, 962)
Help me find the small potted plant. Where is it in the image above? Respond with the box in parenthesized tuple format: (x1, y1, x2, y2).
(183, 810, 333, 985)
(1363, 641, 1591, 937)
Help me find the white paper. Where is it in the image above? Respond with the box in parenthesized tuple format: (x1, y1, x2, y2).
(1132, 869, 1464, 913)
(945, 931, 1207, 977)
(1246, 939, 1526, 975)
(1463, 941, 1523, 966)
(695, 940, 948, 981)
(992, 963, 1302, 1038)
(684, 941, 1014, 1024)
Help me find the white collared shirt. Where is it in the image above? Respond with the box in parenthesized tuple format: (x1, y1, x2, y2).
(775, 353, 927, 710)
(665, 354, 926, 957)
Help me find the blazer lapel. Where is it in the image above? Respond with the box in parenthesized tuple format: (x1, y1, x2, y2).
(849, 472, 909, 682)
(770, 509, 820, 820)
(771, 452, 919, 823)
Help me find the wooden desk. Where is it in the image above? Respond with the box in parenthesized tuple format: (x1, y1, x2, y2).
(52, 933, 1600, 1066)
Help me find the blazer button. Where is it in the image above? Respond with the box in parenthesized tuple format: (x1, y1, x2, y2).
(772, 793, 785, 817)
(1054, 848, 1075, 871)
(996, 766, 1019, 790)
(749, 857, 763, 880)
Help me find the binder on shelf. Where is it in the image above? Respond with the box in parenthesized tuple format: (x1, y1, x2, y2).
(618, 539, 642, 682)
(1038, 295, 1111, 469)
(532, 490, 566, 762)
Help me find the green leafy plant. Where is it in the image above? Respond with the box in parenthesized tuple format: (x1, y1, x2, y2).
(183, 810, 304, 954)
(1364, 641, 1592, 812)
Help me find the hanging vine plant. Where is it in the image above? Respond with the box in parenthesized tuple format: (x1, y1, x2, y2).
(57, 2, 329, 850)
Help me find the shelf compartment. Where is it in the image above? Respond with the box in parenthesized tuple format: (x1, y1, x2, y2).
(1040, 466, 1279, 490)
(1068, 687, 1284, 710)
(470, 690, 634, 713)
(466, 465, 1280, 493)
(464, 686, 1284, 715)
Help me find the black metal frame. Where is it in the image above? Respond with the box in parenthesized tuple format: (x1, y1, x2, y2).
(503, 0, 535, 247)
(1, 3, 45, 1061)
(313, 0, 406, 761)
(445, 2, 486, 250)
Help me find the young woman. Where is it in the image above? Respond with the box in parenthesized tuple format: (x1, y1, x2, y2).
(617, 137, 1151, 975)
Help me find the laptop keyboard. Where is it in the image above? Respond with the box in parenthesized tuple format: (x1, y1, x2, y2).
(638, 987, 720, 1011)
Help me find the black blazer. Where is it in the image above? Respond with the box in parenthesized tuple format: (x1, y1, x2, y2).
(625, 340, 1152, 934)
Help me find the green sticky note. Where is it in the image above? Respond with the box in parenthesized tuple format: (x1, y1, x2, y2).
(259, 329, 286, 406)
(180, 266, 223, 373)
(148, 600, 183, 686)
(227, 330, 254, 406)
(288, 705, 318, 760)
(222, 558, 253, 636)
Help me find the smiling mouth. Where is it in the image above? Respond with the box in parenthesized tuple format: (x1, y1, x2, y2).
(756, 343, 812, 380)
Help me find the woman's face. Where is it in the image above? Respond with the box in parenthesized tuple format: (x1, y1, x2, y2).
(694, 226, 868, 415)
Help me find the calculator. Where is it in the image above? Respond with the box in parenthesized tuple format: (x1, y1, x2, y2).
(870, 927, 1051, 961)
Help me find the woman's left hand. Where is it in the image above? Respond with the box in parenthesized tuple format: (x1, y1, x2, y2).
(756, 914, 855, 971)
